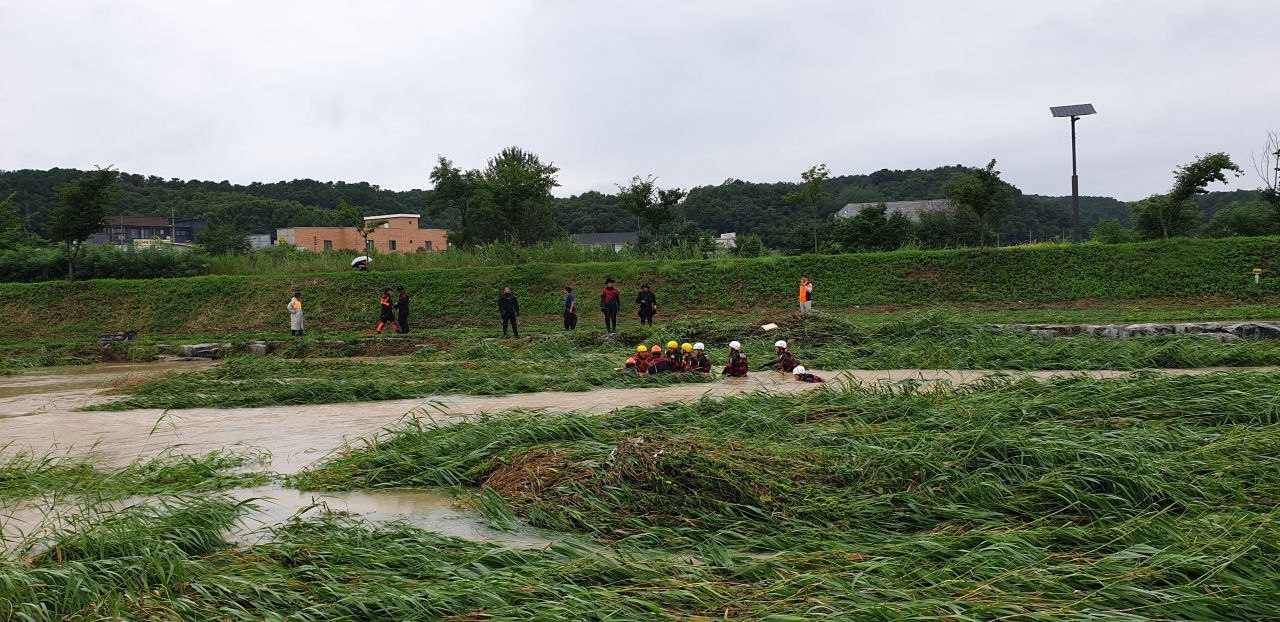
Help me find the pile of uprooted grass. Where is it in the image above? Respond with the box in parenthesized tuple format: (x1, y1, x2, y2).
(282, 371, 1280, 618)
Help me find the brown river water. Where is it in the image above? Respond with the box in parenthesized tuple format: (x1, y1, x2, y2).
(2, 361, 1272, 549)
(1, 361, 1274, 472)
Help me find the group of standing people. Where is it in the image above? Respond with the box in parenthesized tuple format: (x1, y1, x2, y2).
(289, 274, 818, 352)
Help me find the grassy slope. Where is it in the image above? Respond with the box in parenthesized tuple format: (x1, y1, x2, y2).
(2, 238, 1280, 338)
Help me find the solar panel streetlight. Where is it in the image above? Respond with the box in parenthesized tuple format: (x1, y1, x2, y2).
(1050, 103, 1097, 243)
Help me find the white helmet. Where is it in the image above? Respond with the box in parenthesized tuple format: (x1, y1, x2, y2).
(693, 342, 705, 351)
(729, 340, 741, 350)
(774, 340, 787, 349)
(794, 365, 806, 374)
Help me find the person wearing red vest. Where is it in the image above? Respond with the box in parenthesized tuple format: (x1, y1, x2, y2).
(687, 343, 711, 373)
(723, 340, 749, 377)
(793, 365, 825, 383)
(600, 278, 621, 333)
(648, 345, 677, 374)
(760, 339, 801, 372)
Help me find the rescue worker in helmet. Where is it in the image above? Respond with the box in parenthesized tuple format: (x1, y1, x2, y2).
(760, 339, 801, 372)
(723, 340, 749, 377)
(648, 344, 677, 374)
(687, 342, 711, 374)
(632, 344, 652, 375)
(793, 365, 825, 383)
(678, 342, 693, 370)
(664, 341, 682, 369)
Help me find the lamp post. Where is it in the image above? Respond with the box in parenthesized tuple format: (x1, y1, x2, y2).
(1050, 103, 1096, 243)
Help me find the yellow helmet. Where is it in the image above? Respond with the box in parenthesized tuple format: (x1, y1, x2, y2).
(681, 342, 693, 352)
(637, 344, 648, 353)
(666, 340, 678, 349)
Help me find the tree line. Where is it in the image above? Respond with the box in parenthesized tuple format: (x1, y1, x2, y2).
(3, 138, 1278, 271)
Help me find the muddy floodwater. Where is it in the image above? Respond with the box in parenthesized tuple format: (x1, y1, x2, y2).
(2, 485, 552, 551)
(1, 362, 1275, 473)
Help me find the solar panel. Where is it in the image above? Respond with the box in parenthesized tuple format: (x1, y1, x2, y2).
(1050, 104, 1097, 118)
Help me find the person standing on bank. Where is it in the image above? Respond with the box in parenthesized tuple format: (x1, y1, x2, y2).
(498, 286, 520, 338)
(375, 288, 399, 334)
(636, 284, 657, 326)
(395, 286, 410, 334)
(799, 275, 814, 314)
(287, 291, 304, 337)
(600, 278, 621, 333)
(563, 287, 578, 331)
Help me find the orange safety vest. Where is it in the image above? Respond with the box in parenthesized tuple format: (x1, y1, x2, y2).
(799, 282, 811, 302)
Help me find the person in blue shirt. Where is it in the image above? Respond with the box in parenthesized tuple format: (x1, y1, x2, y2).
(563, 286, 578, 331)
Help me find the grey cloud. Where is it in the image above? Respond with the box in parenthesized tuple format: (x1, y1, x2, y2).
(1, 0, 1276, 200)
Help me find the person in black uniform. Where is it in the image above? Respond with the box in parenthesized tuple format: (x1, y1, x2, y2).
(636, 284, 657, 326)
(395, 286, 410, 334)
(498, 286, 520, 338)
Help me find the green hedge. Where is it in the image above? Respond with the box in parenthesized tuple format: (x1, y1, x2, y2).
(3, 238, 1279, 337)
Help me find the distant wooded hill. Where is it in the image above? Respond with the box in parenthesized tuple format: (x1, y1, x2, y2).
(0, 167, 1259, 249)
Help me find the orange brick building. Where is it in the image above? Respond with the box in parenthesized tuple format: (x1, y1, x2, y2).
(277, 214, 448, 253)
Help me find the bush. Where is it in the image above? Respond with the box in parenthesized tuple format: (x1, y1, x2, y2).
(0, 245, 211, 282)
(1203, 201, 1275, 238)
(1089, 218, 1139, 244)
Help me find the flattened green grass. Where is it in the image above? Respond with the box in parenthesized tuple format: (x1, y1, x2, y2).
(87, 313, 1280, 410)
(8, 371, 1280, 619)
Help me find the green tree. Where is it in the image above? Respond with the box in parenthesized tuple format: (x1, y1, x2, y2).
(827, 204, 914, 253)
(48, 168, 118, 280)
(428, 156, 481, 247)
(1202, 201, 1274, 238)
(337, 199, 385, 252)
(481, 147, 561, 245)
(617, 175, 686, 241)
(784, 164, 829, 254)
(1089, 218, 1139, 244)
(941, 159, 1014, 247)
(0, 192, 28, 250)
(196, 223, 251, 255)
(732, 233, 767, 257)
(1132, 152, 1242, 239)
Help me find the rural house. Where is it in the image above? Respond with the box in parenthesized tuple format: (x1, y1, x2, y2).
(571, 232, 638, 252)
(277, 214, 449, 253)
(834, 199, 952, 221)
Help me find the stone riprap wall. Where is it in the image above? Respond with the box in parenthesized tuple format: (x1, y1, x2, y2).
(998, 322, 1280, 341)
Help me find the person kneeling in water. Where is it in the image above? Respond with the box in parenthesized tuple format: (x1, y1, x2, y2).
(793, 365, 824, 383)
(723, 341, 748, 377)
(648, 345, 677, 374)
(687, 343, 711, 373)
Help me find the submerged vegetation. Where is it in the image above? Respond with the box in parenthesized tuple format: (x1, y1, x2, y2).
(6, 371, 1280, 619)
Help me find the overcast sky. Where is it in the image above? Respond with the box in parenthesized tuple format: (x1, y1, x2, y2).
(2, 1, 1277, 200)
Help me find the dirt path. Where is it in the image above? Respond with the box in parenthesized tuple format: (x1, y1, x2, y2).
(1, 363, 1274, 473)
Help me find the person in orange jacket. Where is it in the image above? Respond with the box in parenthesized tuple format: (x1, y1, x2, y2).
(375, 288, 400, 334)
